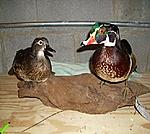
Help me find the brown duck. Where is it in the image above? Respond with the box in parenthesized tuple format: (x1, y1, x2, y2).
(77, 22, 136, 84)
(8, 37, 56, 82)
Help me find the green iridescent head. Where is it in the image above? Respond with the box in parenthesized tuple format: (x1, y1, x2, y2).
(80, 22, 120, 46)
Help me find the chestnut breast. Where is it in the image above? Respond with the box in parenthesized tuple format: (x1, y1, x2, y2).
(91, 46, 131, 82)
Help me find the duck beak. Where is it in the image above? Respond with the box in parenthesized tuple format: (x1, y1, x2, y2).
(81, 35, 97, 46)
(77, 27, 102, 52)
(46, 45, 56, 53)
(80, 26, 100, 46)
(44, 45, 56, 57)
(44, 50, 54, 57)
(76, 44, 101, 52)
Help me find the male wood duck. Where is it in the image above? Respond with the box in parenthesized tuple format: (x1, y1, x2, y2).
(77, 22, 136, 84)
(8, 37, 56, 82)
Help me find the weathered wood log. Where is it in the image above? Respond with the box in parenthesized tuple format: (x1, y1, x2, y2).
(17, 73, 150, 114)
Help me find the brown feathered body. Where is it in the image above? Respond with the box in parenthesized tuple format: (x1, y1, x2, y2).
(9, 48, 51, 82)
(8, 37, 55, 82)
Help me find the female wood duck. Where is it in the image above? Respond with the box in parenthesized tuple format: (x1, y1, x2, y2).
(8, 37, 56, 82)
(77, 22, 136, 84)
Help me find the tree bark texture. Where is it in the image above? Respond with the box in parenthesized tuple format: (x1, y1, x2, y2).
(17, 73, 150, 114)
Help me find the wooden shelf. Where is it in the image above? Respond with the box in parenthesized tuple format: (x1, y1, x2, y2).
(0, 74, 150, 134)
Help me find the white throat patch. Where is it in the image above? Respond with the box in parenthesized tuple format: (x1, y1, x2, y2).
(37, 50, 44, 57)
(100, 34, 116, 47)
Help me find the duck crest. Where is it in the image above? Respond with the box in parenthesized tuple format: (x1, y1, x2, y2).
(77, 22, 136, 83)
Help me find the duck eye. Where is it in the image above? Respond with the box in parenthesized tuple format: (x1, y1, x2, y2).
(95, 32, 106, 43)
(38, 40, 43, 45)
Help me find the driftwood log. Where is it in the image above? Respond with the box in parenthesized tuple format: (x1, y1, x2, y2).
(17, 73, 150, 114)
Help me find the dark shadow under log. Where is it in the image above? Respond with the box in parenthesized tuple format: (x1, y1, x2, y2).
(17, 73, 150, 114)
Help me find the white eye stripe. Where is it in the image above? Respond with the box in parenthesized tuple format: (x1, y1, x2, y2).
(100, 34, 116, 47)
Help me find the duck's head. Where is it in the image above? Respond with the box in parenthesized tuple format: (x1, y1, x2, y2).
(77, 22, 120, 52)
(32, 37, 56, 57)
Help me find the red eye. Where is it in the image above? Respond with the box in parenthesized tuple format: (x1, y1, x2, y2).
(96, 34, 106, 43)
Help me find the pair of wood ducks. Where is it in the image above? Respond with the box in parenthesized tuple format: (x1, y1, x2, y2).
(9, 22, 136, 85)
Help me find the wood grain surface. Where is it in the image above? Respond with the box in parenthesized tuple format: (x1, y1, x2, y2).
(0, 74, 150, 134)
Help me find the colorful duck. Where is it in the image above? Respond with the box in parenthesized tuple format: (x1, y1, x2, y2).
(8, 37, 56, 82)
(77, 22, 136, 85)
